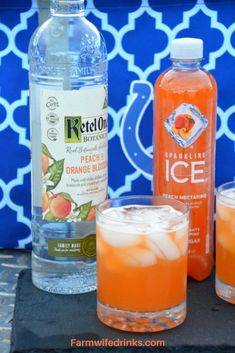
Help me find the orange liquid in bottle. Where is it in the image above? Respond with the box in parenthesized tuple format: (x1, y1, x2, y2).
(153, 39, 217, 280)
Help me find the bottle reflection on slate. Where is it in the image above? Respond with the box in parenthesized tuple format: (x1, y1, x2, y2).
(28, 0, 108, 294)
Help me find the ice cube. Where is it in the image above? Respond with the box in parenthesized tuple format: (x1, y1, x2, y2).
(120, 248, 156, 267)
(149, 231, 180, 260)
(174, 224, 188, 255)
(145, 238, 165, 259)
(104, 205, 183, 231)
(217, 190, 235, 222)
(175, 223, 188, 240)
(217, 232, 231, 252)
(100, 224, 139, 247)
(99, 204, 185, 251)
(217, 201, 230, 221)
(223, 190, 235, 204)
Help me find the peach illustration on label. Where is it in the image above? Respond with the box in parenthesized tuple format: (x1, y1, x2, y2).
(42, 143, 96, 222)
(178, 128, 191, 139)
(49, 193, 72, 219)
(86, 207, 96, 221)
(174, 114, 188, 129)
(171, 114, 195, 139)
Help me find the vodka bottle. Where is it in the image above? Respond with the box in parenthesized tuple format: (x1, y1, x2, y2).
(29, 0, 108, 294)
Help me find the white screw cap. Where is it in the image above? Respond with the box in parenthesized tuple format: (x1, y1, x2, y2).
(170, 38, 203, 60)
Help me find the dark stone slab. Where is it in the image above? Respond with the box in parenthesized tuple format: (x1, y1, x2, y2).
(10, 269, 235, 353)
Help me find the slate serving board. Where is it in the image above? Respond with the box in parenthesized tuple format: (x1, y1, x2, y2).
(10, 269, 235, 353)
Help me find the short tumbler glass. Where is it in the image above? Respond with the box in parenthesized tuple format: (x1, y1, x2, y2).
(216, 182, 235, 304)
(96, 196, 189, 332)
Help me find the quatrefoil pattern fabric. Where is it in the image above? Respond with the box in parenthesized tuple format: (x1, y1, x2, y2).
(0, 0, 234, 248)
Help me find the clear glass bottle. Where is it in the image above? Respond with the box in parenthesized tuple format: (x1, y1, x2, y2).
(29, 0, 108, 294)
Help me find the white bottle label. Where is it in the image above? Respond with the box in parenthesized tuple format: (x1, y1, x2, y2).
(40, 85, 108, 222)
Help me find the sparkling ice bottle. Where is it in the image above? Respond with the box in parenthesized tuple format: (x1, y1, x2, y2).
(153, 38, 217, 281)
(29, 0, 108, 294)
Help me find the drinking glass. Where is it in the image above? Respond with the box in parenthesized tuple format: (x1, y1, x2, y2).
(96, 196, 189, 332)
(216, 182, 235, 304)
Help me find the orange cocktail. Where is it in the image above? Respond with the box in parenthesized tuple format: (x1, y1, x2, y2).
(96, 196, 189, 332)
(216, 182, 235, 304)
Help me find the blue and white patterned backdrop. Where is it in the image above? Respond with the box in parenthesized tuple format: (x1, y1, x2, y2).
(0, 0, 234, 248)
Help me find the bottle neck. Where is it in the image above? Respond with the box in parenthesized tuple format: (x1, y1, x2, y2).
(50, 0, 85, 16)
(171, 59, 201, 70)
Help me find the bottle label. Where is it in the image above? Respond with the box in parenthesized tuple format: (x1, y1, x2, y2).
(48, 234, 96, 257)
(40, 85, 108, 222)
(164, 103, 208, 148)
(155, 102, 214, 257)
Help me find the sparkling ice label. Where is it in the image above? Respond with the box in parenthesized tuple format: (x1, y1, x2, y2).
(161, 102, 211, 256)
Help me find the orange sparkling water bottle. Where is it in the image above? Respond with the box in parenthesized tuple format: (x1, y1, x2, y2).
(153, 38, 217, 280)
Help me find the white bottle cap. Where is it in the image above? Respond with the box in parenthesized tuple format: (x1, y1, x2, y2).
(170, 38, 203, 60)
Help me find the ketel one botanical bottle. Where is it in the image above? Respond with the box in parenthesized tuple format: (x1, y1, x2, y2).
(29, 0, 108, 293)
(153, 38, 217, 281)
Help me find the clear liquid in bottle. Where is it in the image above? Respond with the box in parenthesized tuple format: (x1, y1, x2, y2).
(29, 0, 108, 294)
